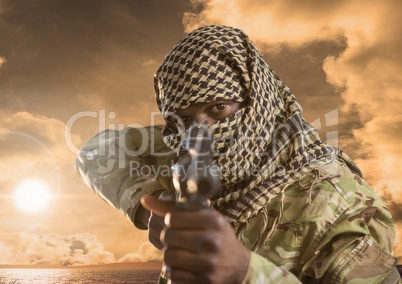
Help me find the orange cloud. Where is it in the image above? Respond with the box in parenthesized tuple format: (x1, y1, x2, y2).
(0, 242, 13, 264)
(183, 0, 367, 49)
(0, 110, 81, 163)
(118, 242, 163, 263)
(0, 233, 115, 266)
(0, 110, 81, 189)
(0, 233, 163, 266)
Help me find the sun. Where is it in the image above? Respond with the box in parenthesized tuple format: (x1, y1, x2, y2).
(13, 179, 51, 213)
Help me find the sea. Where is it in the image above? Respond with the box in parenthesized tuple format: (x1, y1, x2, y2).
(0, 269, 160, 284)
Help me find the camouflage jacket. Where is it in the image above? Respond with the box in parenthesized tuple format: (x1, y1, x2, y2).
(76, 126, 399, 283)
(240, 160, 398, 283)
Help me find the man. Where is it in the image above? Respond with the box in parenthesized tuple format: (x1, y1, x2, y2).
(77, 25, 399, 283)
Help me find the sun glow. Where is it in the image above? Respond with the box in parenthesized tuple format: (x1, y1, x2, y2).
(14, 180, 51, 213)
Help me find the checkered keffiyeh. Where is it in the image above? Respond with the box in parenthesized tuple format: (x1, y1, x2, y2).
(154, 25, 355, 225)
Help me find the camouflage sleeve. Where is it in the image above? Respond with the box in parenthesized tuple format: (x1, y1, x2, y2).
(297, 167, 398, 283)
(239, 161, 398, 283)
(301, 235, 398, 283)
(75, 125, 176, 229)
(242, 252, 302, 283)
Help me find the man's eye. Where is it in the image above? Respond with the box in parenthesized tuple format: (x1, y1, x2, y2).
(210, 103, 227, 113)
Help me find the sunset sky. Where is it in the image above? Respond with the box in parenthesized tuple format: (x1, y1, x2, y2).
(0, 0, 401, 266)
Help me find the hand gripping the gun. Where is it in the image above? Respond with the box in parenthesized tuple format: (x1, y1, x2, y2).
(141, 124, 250, 283)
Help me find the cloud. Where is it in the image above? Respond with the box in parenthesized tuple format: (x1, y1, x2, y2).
(0, 232, 115, 266)
(0, 110, 81, 167)
(0, 242, 13, 264)
(0, 233, 163, 266)
(181, 0, 402, 257)
(118, 242, 163, 263)
(183, 0, 350, 49)
(6, 110, 82, 148)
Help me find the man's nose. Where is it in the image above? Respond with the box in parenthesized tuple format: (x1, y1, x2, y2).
(194, 113, 215, 125)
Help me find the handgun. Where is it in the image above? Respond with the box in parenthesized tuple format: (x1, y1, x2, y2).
(171, 124, 219, 209)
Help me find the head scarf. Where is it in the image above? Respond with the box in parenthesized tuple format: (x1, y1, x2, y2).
(154, 25, 358, 225)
